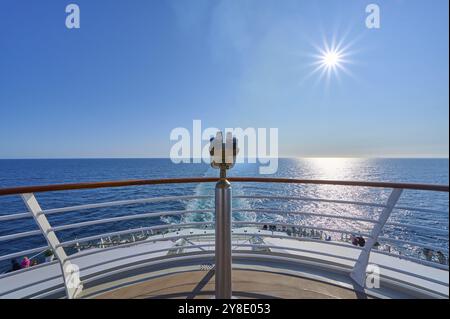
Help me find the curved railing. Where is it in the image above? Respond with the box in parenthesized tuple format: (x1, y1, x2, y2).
(0, 177, 448, 299)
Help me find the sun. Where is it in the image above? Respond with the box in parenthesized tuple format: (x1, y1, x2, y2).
(316, 46, 347, 78)
(321, 50, 342, 69)
(306, 37, 355, 84)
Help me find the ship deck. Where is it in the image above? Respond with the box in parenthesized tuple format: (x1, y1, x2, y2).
(93, 269, 367, 299)
(0, 177, 448, 299)
(1, 229, 448, 299)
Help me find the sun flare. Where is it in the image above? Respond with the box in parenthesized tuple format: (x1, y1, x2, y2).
(321, 50, 342, 68)
(307, 37, 355, 84)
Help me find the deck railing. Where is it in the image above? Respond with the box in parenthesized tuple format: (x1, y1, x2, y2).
(0, 177, 448, 299)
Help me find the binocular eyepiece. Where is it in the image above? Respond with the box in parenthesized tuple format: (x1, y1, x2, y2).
(209, 132, 239, 174)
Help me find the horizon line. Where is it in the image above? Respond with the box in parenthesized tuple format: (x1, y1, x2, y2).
(0, 156, 449, 160)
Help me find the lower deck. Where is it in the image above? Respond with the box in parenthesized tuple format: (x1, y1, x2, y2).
(94, 269, 367, 299)
(1, 229, 448, 299)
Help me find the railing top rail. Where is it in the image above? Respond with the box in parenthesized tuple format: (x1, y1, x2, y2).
(0, 177, 448, 196)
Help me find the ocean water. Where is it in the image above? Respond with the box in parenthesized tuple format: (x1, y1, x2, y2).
(0, 158, 448, 272)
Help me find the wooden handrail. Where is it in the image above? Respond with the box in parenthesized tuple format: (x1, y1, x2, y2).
(0, 177, 448, 196)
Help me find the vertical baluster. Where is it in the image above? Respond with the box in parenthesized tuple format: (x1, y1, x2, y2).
(21, 193, 83, 299)
(350, 188, 403, 287)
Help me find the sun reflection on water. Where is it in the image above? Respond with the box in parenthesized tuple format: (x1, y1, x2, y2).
(285, 158, 383, 240)
(303, 157, 363, 180)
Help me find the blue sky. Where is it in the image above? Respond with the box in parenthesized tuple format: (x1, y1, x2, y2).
(0, 0, 448, 158)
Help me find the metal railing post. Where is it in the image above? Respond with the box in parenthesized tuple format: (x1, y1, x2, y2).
(215, 178, 232, 299)
(21, 193, 83, 299)
(350, 188, 403, 287)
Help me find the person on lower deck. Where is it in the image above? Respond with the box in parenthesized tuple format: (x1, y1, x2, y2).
(423, 248, 433, 261)
(436, 251, 447, 265)
(20, 256, 30, 269)
(10, 259, 20, 272)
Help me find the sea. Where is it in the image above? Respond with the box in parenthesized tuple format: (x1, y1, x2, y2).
(0, 158, 448, 272)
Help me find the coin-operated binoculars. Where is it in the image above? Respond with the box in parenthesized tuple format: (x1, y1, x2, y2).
(209, 132, 238, 299)
(209, 131, 239, 178)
